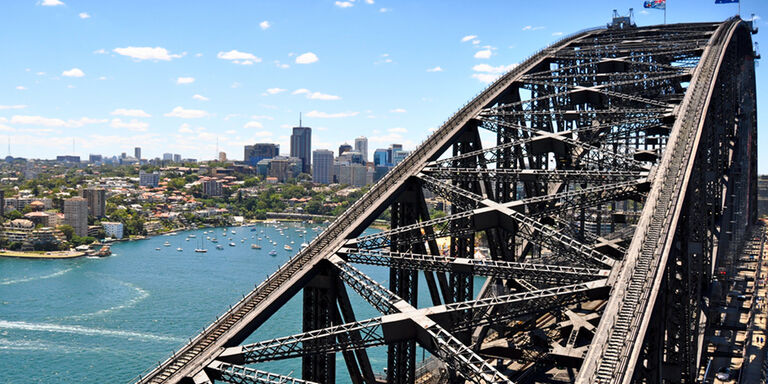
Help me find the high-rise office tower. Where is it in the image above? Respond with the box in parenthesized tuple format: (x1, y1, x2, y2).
(312, 149, 334, 184)
(163, 153, 173, 161)
(173, 154, 181, 163)
(63, 197, 88, 237)
(354, 136, 368, 163)
(134, 147, 141, 160)
(82, 188, 106, 217)
(290, 124, 311, 174)
(244, 143, 280, 165)
(338, 143, 353, 157)
(373, 148, 388, 166)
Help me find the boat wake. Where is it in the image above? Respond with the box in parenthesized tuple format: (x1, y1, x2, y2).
(0, 267, 76, 286)
(0, 320, 182, 343)
(65, 280, 150, 320)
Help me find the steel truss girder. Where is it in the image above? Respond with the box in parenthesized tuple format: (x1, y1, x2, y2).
(418, 173, 617, 267)
(421, 167, 645, 184)
(339, 248, 610, 283)
(220, 280, 607, 367)
(350, 179, 645, 252)
(208, 361, 318, 384)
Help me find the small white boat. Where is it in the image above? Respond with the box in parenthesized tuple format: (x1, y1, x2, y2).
(251, 244, 261, 249)
(216, 244, 224, 250)
(155, 247, 161, 251)
(284, 244, 292, 251)
(269, 250, 277, 256)
(194, 248, 207, 253)
(163, 241, 171, 247)
(301, 242, 309, 250)
(188, 234, 196, 238)
(177, 247, 183, 252)
(229, 242, 236, 247)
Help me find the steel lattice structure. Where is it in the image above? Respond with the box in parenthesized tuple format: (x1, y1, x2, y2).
(133, 17, 758, 384)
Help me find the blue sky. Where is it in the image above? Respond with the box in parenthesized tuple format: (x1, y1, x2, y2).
(1, 0, 766, 170)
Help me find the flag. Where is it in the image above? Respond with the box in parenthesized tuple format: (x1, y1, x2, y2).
(644, 0, 666, 9)
(715, 0, 738, 3)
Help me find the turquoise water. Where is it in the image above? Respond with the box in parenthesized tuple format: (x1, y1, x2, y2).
(0, 222, 472, 383)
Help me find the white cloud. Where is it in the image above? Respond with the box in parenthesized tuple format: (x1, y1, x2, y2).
(62, 68, 85, 77)
(472, 63, 517, 73)
(178, 123, 194, 133)
(254, 131, 272, 137)
(389, 127, 407, 133)
(461, 35, 477, 43)
(390, 108, 407, 113)
(217, 50, 261, 65)
(36, 72, 45, 76)
(93, 48, 107, 55)
(274, 61, 290, 69)
(292, 88, 310, 95)
(10, 115, 106, 127)
(426, 66, 443, 72)
(244, 121, 264, 129)
(110, 118, 148, 132)
(639, 10, 649, 15)
(11, 116, 67, 127)
(379, 7, 390, 12)
(260, 20, 271, 30)
(164, 106, 208, 119)
(522, 25, 545, 31)
(266, 88, 287, 95)
(16, 86, 27, 91)
(295, 52, 319, 64)
(472, 73, 500, 84)
(308, 92, 340, 100)
(335, 1, 354, 8)
(306, 110, 359, 118)
(39, 0, 64, 6)
(111, 108, 151, 117)
(113, 46, 182, 61)
(251, 115, 274, 120)
(192, 94, 209, 101)
(98, 76, 107, 80)
(472, 40, 480, 45)
(474, 50, 492, 59)
(231, 82, 242, 88)
(176, 77, 195, 84)
(365, 0, 374, 3)
(0, 105, 27, 110)
(552, 32, 563, 36)
(79, 12, 90, 19)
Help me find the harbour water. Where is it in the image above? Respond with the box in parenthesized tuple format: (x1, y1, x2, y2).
(0, 222, 477, 383)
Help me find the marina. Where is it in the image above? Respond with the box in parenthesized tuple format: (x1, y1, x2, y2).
(0, 221, 376, 383)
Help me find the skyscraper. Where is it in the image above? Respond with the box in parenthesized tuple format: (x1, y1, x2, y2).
(134, 147, 141, 160)
(354, 137, 368, 163)
(82, 188, 106, 217)
(290, 125, 311, 174)
(63, 197, 88, 237)
(338, 143, 353, 156)
(312, 149, 334, 184)
(373, 149, 388, 166)
(244, 143, 279, 166)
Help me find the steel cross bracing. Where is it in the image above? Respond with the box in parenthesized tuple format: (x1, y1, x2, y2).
(132, 18, 758, 384)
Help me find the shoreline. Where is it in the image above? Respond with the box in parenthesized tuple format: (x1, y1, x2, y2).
(0, 250, 86, 259)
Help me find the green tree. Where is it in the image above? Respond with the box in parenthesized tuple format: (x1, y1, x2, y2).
(59, 224, 75, 241)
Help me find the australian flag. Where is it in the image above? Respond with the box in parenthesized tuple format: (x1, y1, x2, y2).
(715, 0, 739, 3)
(643, 0, 666, 9)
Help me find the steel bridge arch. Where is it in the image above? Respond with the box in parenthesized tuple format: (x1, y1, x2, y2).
(133, 17, 758, 384)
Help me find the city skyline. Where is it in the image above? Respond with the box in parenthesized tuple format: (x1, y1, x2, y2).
(1, 1, 767, 171)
